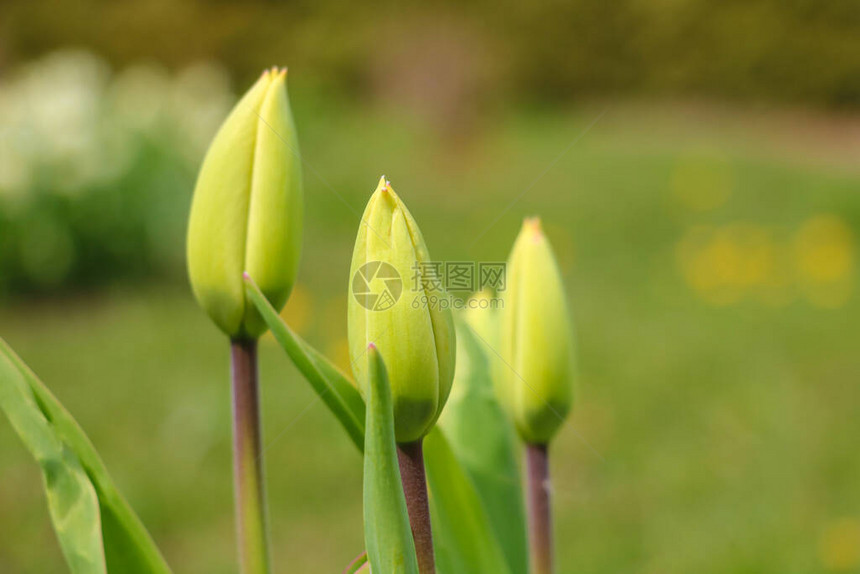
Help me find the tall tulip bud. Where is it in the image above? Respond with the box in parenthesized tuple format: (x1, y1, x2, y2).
(500, 218, 574, 444)
(187, 68, 303, 339)
(348, 177, 456, 443)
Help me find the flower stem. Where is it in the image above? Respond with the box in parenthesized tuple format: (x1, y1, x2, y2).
(230, 338, 270, 574)
(526, 442, 552, 574)
(396, 439, 435, 574)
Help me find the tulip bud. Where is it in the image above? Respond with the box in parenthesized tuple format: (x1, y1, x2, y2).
(187, 68, 303, 338)
(464, 289, 499, 346)
(348, 177, 456, 443)
(500, 218, 574, 444)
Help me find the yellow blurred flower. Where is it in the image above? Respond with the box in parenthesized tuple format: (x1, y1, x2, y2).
(819, 518, 860, 571)
(326, 336, 353, 381)
(677, 224, 745, 306)
(676, 223, 795, 307)
(794, 215, 854, 309)
(261, 282, 312, 343)
(678, 216, 855, 308)
(281, 282, 312, 334)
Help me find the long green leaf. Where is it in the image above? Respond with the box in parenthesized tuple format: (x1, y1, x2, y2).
(437, 319, 528, 574)
(0, 337, 172, 574)
(0, 347, 105, 573)
(363, 345, 419, 574)
(425, 427, 511, 574)
(244, 273, 366, 451)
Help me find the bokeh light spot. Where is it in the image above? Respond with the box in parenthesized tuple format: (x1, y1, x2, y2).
(819, 518, 860, 571)
(794, 215, 854, 308)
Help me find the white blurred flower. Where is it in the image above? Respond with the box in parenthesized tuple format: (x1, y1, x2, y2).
(19, 51, 111, 194)
(0, 49, 236, 201)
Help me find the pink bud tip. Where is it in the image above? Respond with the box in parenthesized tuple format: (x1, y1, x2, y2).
(242, 271, 251, 280)
(367, 342, 377, 350)
(524, 216, 543, 241)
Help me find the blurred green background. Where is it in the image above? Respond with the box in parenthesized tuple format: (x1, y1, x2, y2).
(1, 1, 859, 573)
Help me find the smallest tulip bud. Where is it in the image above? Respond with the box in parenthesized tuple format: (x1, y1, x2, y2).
(464, 289, 499, 346)
(499, 218, 575, 444)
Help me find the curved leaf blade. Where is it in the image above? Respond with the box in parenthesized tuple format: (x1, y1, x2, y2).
(424, 427, 511, 574)
(363, 345, 419, 574)
(437, 319, 528, 573)
(0, 348, 106, 574)
(244, 273, 366, 451)
(0, 337, 172, 574)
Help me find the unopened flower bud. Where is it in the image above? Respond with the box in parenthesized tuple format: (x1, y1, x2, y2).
(500, 218, 574, 444)
(348, 177, 456, 443)
(187, 68, 303, 338)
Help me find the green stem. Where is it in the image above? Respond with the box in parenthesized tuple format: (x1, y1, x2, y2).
(526, 442, 552, 574)
(397, 439, 435, 574)
(230, 338, 271, 574)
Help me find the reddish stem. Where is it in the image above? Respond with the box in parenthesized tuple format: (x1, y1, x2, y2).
(230, 338, 270, 574)
(526, 442, 552, 574)
(397, 440, 435, 573)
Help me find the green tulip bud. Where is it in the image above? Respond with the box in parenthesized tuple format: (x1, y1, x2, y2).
(187, 68, 303, 339)
(500, 217, 574, 444)
(464, 289, 499, 346)
(348, 177, 456, 443)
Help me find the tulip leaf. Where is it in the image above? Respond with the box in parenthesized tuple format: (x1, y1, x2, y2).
(424, 427, 512, 574)
(363, 345, 419, 574)
(437, 319, 528, 574)
(0, 337, 172, 574)
(244, 273, 366, 451)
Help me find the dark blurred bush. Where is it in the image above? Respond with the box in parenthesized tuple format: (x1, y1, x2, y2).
(2, 0, 859, 108)
(0, 52, 233, 294)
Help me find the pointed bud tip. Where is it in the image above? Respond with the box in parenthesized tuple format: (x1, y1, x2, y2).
(523, 216, 544, 241)
(377, 175, 392, 194)
(268, 68, 288, 89)
(242, 271, 251, 280)
(367, 342, 377, 351)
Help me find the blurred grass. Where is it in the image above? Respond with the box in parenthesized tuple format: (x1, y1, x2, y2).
(1, 104, 859, 573)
